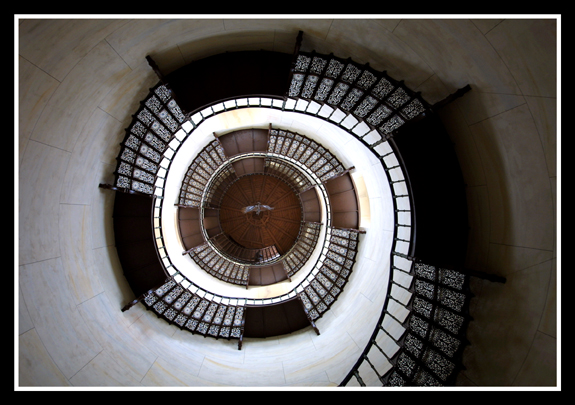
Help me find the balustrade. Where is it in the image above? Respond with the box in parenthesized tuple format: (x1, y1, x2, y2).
(268, 128, 346, 183)
(103, 30, 474, 380)
(110, 94, 398, 354)
(288, 51, 431, 138)
(141, 277, 246, 348)
(178, 139, 228, 207)
(172, 126, 354, 289)
(188, 242, 251, 287)
(211, 233, 280, 265)
(114, 83, 185, 195)
(282, 221, 322, 279)
(299, 227, 363, 321)
(342, 261, 471, 386)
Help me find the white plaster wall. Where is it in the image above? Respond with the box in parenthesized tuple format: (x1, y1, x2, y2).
(17, 16, 558, 388)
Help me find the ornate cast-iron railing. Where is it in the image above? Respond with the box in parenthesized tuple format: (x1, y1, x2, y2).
(340, 261, 472, 386)
(141, 277, 247, 345)
(287, 50, 431, 141)
(104, 88, 415, 358)
(117, 93, 406, 359)
(113, 83, 184, 196)
(174, 125, 350, 287)
(103, 84, 469, 377)
(102, 32, 474, 381)
(105, 83, 366, 348)
(284, 40, 474, 385)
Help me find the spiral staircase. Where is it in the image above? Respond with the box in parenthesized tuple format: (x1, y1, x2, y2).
(98, 31, 484, 386)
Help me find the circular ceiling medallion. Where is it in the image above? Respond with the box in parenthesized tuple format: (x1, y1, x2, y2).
(219, 174, 302, 255)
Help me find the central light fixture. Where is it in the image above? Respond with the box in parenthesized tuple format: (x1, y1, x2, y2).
(215, 171, 303, 266)
(242, 202, 274, 215)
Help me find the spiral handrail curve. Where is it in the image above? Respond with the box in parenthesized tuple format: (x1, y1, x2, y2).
(106, 41, 470, 384)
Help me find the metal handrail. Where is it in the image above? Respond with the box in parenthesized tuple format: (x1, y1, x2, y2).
(149, 94, 418, 385)
(131, 36, 471, 383)
(197, 151, 321, 269)
(152, 96, 334, 307)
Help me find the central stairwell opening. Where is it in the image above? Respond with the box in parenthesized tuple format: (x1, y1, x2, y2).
(99, 30, 480, 387)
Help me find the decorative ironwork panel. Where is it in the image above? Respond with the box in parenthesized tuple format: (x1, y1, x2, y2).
(188, 243, 250, 286)
(178, 140, 229, 207)
(379, 115, 406, 135)
(372, 77, 395, 99)
(282, 222, 321, 278)
(382, 262, 471, 386)
(141, 277, 245, 341)
(268, 128, 345, 183)
(366, 104, 393, 126)
(354, 95, 379, 118)
(340, 88, 364, 112)
(341, 63, 362, 83)
(327, 82, 349, 106)
(356, 70, 378, 90)
(287, 51, 432, 140)
(310, 56, 328, 74)
(289, 73, 305, 97)
(114, 83, 184, 194)
(302, 75, 319, 99)
(325, 58, 345, 78)
(298, 227, 361, 320)
(314, 78, 334, 102)
(294, 54, 311, 72)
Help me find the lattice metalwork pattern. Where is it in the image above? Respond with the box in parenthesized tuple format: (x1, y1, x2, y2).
(264, 156, 314, 193)
(210, 233, 280, 265)
(174, 127, 355, 287)
(178, 140, 228, 207)
(298, 227, 361, 320)
(115, 84, 186, 194)
(268, 128, 345, 182)
(289, 52, 430, 137)
(282, 221, 322, 278)
(142, 277, 245, 340)
(383, 262, 470, 386)
(187, 243, 250, 286)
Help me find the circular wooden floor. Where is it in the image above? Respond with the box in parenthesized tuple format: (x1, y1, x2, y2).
(219, 174, 302, 254)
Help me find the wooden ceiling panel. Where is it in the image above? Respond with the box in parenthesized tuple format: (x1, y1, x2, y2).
(218, 128, 269, 157)
(220, 174, 302, 253)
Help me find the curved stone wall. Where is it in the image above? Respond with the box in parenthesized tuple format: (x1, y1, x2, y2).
(18, 17, 557, 388)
